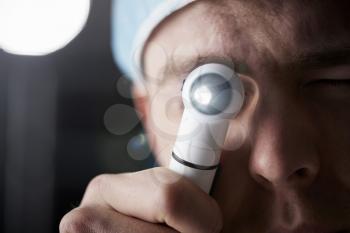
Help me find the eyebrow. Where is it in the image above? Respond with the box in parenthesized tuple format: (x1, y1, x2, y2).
(157, 55, 250, 82)
(153, 46, 350, 82)
(291, 47, 350, 70)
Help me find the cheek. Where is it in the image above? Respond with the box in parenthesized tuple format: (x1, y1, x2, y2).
(312, 106, 350, 186)
(328, 123, 350, 187)
(212, 148, 273, 231)
(222, 120, 248, 152)
(146, 83, 184, 166)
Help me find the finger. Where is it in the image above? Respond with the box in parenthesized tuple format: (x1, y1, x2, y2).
(80, 167, 223, 233)
(60, 206, 178, 233)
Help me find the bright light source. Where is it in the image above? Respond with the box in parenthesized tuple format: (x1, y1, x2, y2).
(194, 86, 213, 106)
(0, 0, 90, 56)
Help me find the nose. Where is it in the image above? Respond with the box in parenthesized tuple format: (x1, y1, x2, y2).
(249, 95, 320, 189)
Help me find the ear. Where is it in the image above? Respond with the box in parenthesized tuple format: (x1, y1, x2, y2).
(132, 85, 148, 122)
(132, 85, 156, 151)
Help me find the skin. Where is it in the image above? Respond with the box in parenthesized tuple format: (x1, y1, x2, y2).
(60, 0, 350, 232)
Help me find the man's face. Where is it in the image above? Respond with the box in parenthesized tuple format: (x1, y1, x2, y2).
(139, 0, 350, 232)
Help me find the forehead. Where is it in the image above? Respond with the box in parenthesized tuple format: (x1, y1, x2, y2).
(143, 0, 350, 79)
(215, 0, 350, 58)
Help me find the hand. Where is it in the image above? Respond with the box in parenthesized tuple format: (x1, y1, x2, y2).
(59, 167, 223, 233)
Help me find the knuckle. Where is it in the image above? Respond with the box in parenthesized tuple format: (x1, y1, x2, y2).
(59, 207, 96, 233)
(85, 174, 109, 197)
(157, 178, 185, 218)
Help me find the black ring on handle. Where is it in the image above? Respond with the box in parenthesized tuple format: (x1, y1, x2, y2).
(172, 151, 219, 171)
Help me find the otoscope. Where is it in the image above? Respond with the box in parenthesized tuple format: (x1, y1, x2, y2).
(169, 63, 245, 193)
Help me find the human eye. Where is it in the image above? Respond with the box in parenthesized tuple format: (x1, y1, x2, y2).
(302, 66, 350, 102)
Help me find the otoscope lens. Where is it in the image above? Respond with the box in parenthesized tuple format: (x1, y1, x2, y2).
(190, 73, 232, 115)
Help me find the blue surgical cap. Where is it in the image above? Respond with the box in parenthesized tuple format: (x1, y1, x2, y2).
(112, 0, 195, 84)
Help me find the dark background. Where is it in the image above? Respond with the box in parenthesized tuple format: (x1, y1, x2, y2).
(0, 1, 154, 232)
